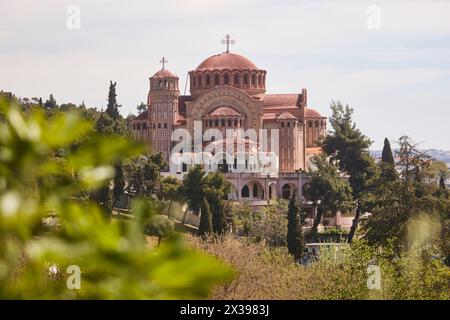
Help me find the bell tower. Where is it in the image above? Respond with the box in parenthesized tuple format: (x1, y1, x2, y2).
(148, 57, 179, 164)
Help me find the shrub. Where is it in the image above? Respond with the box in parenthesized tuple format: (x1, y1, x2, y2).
(145, 215, 175, 245)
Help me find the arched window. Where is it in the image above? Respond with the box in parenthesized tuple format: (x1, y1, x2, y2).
(198, 75, 202, 86)
(241, 185, 250, 198)
(243, 74, 248, 85)
(209, 120, 213, 127)
(164, 123, 167, 129)
(224, 73, 229, 85)
(282, 184, 291, 199)
(193, 76, 197, 88)
(308, 121, 313, 128)
(215, 120, 219, 126)
(215, 74, 220, 86)
(234, 74, 240, 85)
(206, 75, 210, 86)
(315, 121, 319, 128)
(221, 119, 225, 126)
(252, 184, 259, 198)
(234, 119, 238, 127)
(228, 119, 232, 126)
(251, 74, 256, 86)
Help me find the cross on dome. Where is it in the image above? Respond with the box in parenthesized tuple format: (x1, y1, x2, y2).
(221, 34, 235, 53)
(159, 57, 168, 70)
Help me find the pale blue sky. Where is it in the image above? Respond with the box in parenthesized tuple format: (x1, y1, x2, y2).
(1, 0, 449, 149)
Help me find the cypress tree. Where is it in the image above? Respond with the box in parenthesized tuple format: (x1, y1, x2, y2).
(380, 137, 397, 182)
(287, 192, 305, 261)
(106, 81, 121, 120)
(198, 199, 213, 237)
(381, 138, 395, 165)
(44, 94, 57, 110)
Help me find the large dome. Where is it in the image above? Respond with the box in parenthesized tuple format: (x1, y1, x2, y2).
(196, 53, 259, 71)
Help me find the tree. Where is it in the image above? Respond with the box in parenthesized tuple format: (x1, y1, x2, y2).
(182, 165, 206, 215)
(90, 185, 112, 218)
(303, 155, 353, 241)
(145, 215, 175, 246)
(198, 199, 213, 237)
(106, 81, 121, 120)
(158, 176, 183, 218)
(124, 155, 164, 197)
(137, 102, 147, 114)
(380, 137, 398, 182)
(396, 135, 433, 183)
(287, 192, 305, 260)
(320, 101, 376, 243)
(44, 94, 57, 110)
(364, 136, 450, 256)
(381, 137, 395, 165)
(112, 162, 125, 208)
(205, 172, 230, 234)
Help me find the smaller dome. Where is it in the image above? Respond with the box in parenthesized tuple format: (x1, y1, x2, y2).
(152, 68, 176, 78)
(206, 106, 242, 117)
(305, 108, 323, 118)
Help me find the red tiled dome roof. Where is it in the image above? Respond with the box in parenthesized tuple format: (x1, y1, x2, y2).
(305, 108, 323, 118)
(152, 68, 176, 78)
(206, 106, 242, 117)
(196, 53, 258, 71)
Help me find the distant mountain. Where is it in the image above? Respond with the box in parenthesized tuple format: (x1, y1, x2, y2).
(370, 149, 450, 165)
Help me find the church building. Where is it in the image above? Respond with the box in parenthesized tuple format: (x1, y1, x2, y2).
(131, 36, 327, 205)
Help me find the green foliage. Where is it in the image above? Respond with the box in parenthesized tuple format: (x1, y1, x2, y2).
(231, 200, 289, 247)
(44, 94, 58, 110)
(198, 199, 213, 237)
(181, 168, 230, 234)
(124, 154, 165, 197)
(136, 102, 147, 114)
(364, 136, 450, 258)
(158, 176, 183, 218)
(381, 137, 395, 165)
(0, 99, 233, 299)
(230, 202, 254, 236)
(320, 101, 376, 242)
(380, 138, 397, 182)
(145, 214, 175, 245)
(112, 162, 125, 208)
(321, 101, 375, 199)
(303, 155, 353, 239)
(286, 193, 305, 260)
(204, 172, 230, 234)
(106, 81, 121, 121)
(182, 165, 206, 215)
